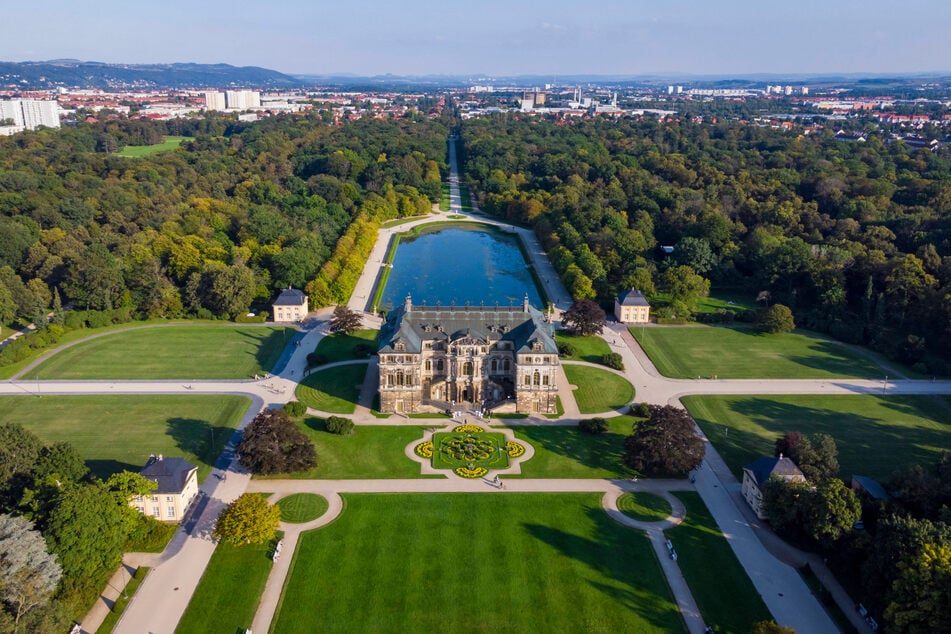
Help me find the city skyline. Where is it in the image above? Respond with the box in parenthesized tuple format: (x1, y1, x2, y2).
(4, 0, 951, 77)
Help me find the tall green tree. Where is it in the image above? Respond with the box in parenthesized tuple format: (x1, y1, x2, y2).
(213, 493, 280, 545)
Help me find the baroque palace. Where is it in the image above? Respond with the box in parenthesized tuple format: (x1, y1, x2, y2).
(377, 295, 559, 414)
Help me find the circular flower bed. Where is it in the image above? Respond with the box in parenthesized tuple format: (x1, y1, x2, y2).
(453, 424, 485, 433)
(414, 441, 433, 459)
(443, 436, 494, 461)
(455, 466, 488, 478)
(506, 441, 526, 458)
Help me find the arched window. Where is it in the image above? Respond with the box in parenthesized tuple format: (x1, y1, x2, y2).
(463, 361, 473, 376)
(437, 359, 444, 372)
(503, 359, 511, 372)
(425, 359, 431, 372)
(491, 359, 498, 373)
(396, 371, 405, 386)
(533, 371, 540, 386)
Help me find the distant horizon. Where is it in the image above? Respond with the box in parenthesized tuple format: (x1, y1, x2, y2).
(5, 1, 951, 77)
(6, 59, 951, 83)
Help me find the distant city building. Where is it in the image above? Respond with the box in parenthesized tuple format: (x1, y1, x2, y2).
(0, 99, 60, 135)
(203, 91, 226, 111)
(134, 454, 199, 522)
(225, 90, 261, 110)
(272, 288, 308, 322)
(614, 289, 651, 324)
(377, 295, 559, 414)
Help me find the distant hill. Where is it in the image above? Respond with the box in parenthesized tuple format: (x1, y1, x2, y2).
(0, 60, 302, 89)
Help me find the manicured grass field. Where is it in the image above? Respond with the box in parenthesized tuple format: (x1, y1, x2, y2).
(508, 416, 638, 478)
(118, 136, 186, 157)
(695, 290, 757, 314)
(276, 493, 329, 523)
(176, 534, 278, 634)
(682, 394, 951, 480)
(295, 363, 367, 413)
(273, 494, 685, 634)
(666, 492, 772, 633)
(555, 330, 613, 364)
(563, 364, 635, 413)
(313, 329, 378, 364)
(257, 420, 428, 479)
(440, 181, 450, 210)
(24, 325, 293, 379)
(633, 326, 886, 379)
(0, 395, 249, 481)
(617, 492, 672, 522)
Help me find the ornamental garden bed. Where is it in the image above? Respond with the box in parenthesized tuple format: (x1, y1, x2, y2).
(418, 425, 526, 478)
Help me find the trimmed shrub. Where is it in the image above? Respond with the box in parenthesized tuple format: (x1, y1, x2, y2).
(326, 416, 355, 435)
(284, 401, 307, 417)
(579, 417, 608, 435)
(631, 402, 651, 418)
(601, 352, 624, 370)
(307, 352, 329, 367)
(557, 341, 575, 357)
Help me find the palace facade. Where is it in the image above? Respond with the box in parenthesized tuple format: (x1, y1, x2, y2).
(378, 295, 559, 414)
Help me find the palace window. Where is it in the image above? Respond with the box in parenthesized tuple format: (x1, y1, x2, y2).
(437, 359, 444, 372)
(425, 360, 431, 372)
(524, 375, 531, 386)
(463, 361, 473, 376)
(533, 371, 540, 386)
(503, 359, 511, 372)
(491, 359, 498, 372)
(543, 375, 549, 386)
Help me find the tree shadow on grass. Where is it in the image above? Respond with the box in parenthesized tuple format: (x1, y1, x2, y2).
(86, 459, 140, 480)
(723, 396, 950, 480)
(522, 507, 684, 631)
(512, 426, 635, 477)
(166, 417, 236, 467)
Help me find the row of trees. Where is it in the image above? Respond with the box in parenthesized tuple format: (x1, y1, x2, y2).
(0, 424, 160, 630)
(460, 116, 951, 371)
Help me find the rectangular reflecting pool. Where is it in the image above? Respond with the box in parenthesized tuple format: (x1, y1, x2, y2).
(378, 225, 543, 312)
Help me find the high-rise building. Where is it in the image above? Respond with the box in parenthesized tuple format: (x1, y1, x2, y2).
(0, 99, 59, 130)
(225, 90, 261, 110)
(203, 91, 226, 111)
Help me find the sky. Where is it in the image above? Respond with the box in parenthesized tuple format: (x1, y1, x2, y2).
(4, 0, 951, 77)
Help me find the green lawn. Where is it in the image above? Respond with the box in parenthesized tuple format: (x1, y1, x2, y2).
(695, 290, 757, 314)
(617, 493, 672, 522)
(118, 136, 186, 157)
(555, 330, 613, 364)
(313, 329, 378, 364)
(273, 494, 685, 634)
(666, 492, 772, 633)
(0, 395, 249, 481)
(440, 181, 450, 211)
(277, 493, 329, 523)
(258, 420, 428, 479)
(563, 364, 635, 413)
(682, 394, 951, 481)
(96, 567, 149, 634)
(508, 416, 637, 478)
(176, 534, 278, 634)
(634, 326, 887, 379)
(24, 325, 293, 379)
(295, 364, 367, 413)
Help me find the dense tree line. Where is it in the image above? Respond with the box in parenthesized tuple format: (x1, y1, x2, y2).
(460, 116, 951, 371)
(0, 113, 448, 335)
(0, 423, 160, 630)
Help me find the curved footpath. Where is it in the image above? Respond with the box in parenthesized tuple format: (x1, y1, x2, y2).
(16, 137, 950, 633)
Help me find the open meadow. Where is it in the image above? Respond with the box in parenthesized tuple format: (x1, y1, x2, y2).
(24, 325, 293, 380)
(634, 326, 887, 379)
(682, 394, 951, 480)
(272, 493, 685, 634)
(0, 394, 249, 481)
(563, 364, 635, 413)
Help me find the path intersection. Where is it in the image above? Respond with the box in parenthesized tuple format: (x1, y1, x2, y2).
(18, 139, 950, 633)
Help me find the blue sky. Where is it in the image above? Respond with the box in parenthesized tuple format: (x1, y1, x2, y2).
(5, 0, 950, 76)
